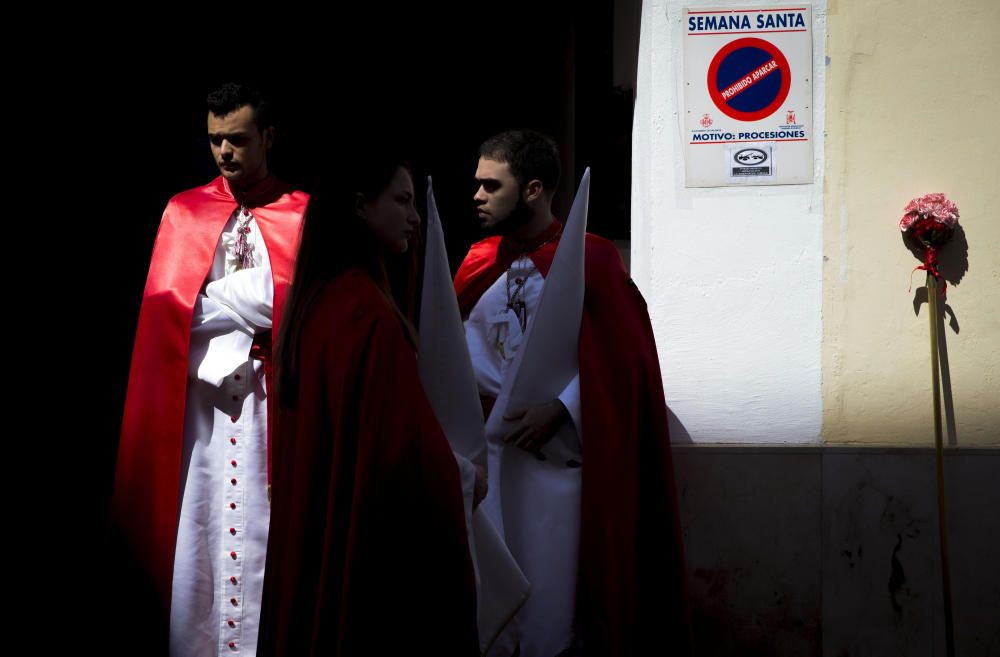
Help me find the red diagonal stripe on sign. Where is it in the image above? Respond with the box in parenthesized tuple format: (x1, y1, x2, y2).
(720, 58, 780, 101)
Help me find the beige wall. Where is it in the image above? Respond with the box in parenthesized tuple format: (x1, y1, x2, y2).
(823, 0, 1000, 444)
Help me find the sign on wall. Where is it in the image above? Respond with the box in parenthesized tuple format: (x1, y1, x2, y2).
(683, 6, 813, 186)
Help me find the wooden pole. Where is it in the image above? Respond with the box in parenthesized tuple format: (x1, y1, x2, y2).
(928, 273, 955, 657)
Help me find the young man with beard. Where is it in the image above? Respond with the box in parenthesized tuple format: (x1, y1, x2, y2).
(108, 82, 308, 656)
(454, 129, 690, 657)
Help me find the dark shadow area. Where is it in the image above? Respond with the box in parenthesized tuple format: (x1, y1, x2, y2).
(903, 224, 969, 447)
(668, 406, 695, 444)
(48, 5, 640, 646)
(935, 225, 970, 288)
(911, 223, 969, 448)
(77, 7, 622, 527)
(912, 288, 960, 335)
(938, 309, 959, 447)
(911, 294, 960, 447)
(902, 224, 969, 288)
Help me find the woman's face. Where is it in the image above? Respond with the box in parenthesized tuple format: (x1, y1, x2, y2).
(360, 167, 420, 254)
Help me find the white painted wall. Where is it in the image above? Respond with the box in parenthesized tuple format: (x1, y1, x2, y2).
(632, 0, 827, 442)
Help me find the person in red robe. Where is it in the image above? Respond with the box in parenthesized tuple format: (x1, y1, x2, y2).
(257, 148, 479, 656)
(107, 82, 308, 656)
(455, 130, 691, 656)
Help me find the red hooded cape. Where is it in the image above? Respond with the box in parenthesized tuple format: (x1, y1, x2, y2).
(108, 175, 307, 649)
(454, 225, 691, 656)
(257, 270, 479, 656)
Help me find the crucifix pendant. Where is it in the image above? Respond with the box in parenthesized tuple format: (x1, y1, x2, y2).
(234, 206, 255, 271)
(510, 299, 527, 331)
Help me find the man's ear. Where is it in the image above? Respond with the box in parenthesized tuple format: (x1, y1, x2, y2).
(263, 126, 275, 150)
(523, 179, 545, 203)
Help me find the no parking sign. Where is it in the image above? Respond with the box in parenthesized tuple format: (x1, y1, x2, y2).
(684, 7, 813, 186)
(709, 37, 791, 121)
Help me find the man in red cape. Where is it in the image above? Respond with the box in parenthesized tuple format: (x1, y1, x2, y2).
(107, 83, 307, 656)
(455, 130, 690, 656)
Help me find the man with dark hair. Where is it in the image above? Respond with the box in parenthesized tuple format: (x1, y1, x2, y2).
(478, 129, 562, 192)
(455, 129, 689, 656)
(109, 82, 308, 656)
(207, 82, 274, 131)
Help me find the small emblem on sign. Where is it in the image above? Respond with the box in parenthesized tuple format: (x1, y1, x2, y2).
(700, 113, 714, 128)
(729, 145, 774, 178)
(786, 109, 797, 124)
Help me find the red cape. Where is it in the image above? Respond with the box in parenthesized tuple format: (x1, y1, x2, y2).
(258, 270, 479, 656)
(455, 226, 691, 656)
(108, 175, 307, 648)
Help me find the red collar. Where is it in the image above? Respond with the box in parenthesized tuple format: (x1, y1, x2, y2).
(222, 174, 284, 208)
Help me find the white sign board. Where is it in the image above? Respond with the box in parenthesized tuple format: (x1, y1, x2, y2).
(683, 6, 813, 186)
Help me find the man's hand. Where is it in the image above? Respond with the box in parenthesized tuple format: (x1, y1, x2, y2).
(502, 399, 570, 456)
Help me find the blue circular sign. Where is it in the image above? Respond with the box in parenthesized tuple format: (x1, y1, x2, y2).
(707, 38, 791, 121)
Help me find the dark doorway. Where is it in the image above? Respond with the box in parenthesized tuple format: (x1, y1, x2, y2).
(66, 3, 640, 641)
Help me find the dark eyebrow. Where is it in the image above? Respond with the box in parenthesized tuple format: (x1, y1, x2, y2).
(474, 177, 500, 185)
(207, 130, 249, 139)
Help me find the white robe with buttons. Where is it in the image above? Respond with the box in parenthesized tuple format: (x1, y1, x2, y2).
(169, 210, 272, 657)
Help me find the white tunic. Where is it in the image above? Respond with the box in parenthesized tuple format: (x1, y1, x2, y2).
(465, 255, 583, 657)
(170, 209, 273, 657)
